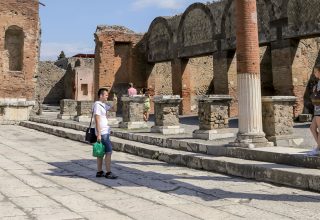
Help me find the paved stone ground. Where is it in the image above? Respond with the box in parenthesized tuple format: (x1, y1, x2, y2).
(1, 125, 320, 220)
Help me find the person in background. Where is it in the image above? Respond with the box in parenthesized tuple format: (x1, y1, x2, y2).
(309, 64, 320, 156)
(128, 82, 137, 96)
(142, 88, 151, 122)
(93, 88, 118, 179)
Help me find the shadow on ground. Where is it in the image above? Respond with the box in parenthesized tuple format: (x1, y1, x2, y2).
(44, 158, 320, 203)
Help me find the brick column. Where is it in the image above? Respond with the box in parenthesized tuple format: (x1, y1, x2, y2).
(232, 0, 271, 147)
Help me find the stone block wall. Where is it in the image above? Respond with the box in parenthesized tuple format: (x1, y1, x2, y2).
(262, 97, 296, 137)
(77, 101, 94, 116)
(154, 101, 180, 127)
(189, 56, 214, 113)
(121, 97, 145, 122)
(198, 100, 229, 130)
(60, 99, 77, 116)
(36, 61, 66, 104)
(0, 0, 40, 101)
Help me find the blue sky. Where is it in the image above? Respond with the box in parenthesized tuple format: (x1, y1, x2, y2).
(39, 0, 208, 61)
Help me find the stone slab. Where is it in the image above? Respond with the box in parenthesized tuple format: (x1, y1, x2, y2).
(119, 121, 148, 129)
(193, 129, 235, 140)
(57, 114, 76, 120)
(151, 126, 185, 135)
(268, 135, 304, 147)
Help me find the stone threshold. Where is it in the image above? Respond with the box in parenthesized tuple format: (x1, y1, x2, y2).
(19, 120, 320, 193)
(28, 116, 320, 170)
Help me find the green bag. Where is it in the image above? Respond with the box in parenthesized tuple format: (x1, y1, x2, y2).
(92, 142, 105, 158)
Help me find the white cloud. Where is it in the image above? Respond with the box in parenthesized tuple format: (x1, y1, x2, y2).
(131, 0, 184, 10)
(40, 42, 94, 61)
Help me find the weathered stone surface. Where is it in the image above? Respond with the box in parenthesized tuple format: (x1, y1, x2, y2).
(262, 96, 302, 146)
(0, 98, 35, 124)
(197, 95, 232, 130)
(120, 95, 147, 129)
(58, 99, 77, 119)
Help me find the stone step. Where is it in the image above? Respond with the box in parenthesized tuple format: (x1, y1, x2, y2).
(19, 120, 320, 192)
(28, 116, 320, 170)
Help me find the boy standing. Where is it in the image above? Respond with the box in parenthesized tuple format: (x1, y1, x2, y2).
(93, 88, 118, 179)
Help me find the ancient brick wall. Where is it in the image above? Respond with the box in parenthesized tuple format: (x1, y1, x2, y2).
(188, 56, 214, 113)
(271, 38, 320, 117)
(94, 25, 146, 105)
(0, 0, 40, 101)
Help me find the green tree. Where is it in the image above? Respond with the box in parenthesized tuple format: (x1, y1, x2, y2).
(57, 51, 66, 60)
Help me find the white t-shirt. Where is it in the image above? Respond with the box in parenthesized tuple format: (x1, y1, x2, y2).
(93, 101, 111, 135)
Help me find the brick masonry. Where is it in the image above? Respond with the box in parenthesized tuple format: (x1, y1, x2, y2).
(0, 0, 40, 101)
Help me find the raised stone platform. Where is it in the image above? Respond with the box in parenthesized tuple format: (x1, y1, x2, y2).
(0, 98, 35, 124)
(152, 95, 184, 135)
(19, 119, 320, 192)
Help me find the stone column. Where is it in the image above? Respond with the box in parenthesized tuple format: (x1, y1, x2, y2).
(120, 95, 148, 129)
(57, 99, 78, 120)
(151, 95, 184, 135)
(232, 0, 272, 147)
(193, 95, 235, 140)
(262, 96, 303, 147)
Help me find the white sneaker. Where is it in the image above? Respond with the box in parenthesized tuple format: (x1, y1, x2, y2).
(307, 148, 320, 156)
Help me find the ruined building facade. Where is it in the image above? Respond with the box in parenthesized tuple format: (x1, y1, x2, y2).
(0, 0, 40, 100)
(95, 0, 320, 117)
(0, 0, 40, 123)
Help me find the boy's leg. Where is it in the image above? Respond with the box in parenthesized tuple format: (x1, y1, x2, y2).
(105, 153, 111, 173)
(97, 157, 103, 172)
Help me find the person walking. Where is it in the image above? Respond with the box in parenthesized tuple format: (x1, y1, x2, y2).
(309, 64, 320, 156)
(93, 88, 118, 178)
(128, 82, 137, 96)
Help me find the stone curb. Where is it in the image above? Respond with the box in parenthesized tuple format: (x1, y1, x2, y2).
(19, 120, 320, 192)
(28, 116, 320, 170)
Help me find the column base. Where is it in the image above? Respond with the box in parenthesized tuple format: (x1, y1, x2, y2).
(119, 121, 148, 129)
(229, 133, 274, 148)
(57, 114, 76, 120)
(267, 135, 303, 147)
(193, 130, 235, 140)
(151, 125, 185, 135)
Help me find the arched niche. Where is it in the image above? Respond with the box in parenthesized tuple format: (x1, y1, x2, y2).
(147, 17, 173, 62)
(178, 3, 215, 57)
(5, 25, 24, 71)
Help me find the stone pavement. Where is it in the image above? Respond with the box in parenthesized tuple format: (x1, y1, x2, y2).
(1, 125, 320, 220)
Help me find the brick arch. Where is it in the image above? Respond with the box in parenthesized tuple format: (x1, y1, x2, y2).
(177, 3, 215, 57)
(147, 17, 173, 62)
(5, 25, 24, 71)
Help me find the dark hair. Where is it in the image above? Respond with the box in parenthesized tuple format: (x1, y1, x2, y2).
(98, 88, 108, 97)
(129, 82, 133, 88)
(315, 64, 320, 71)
